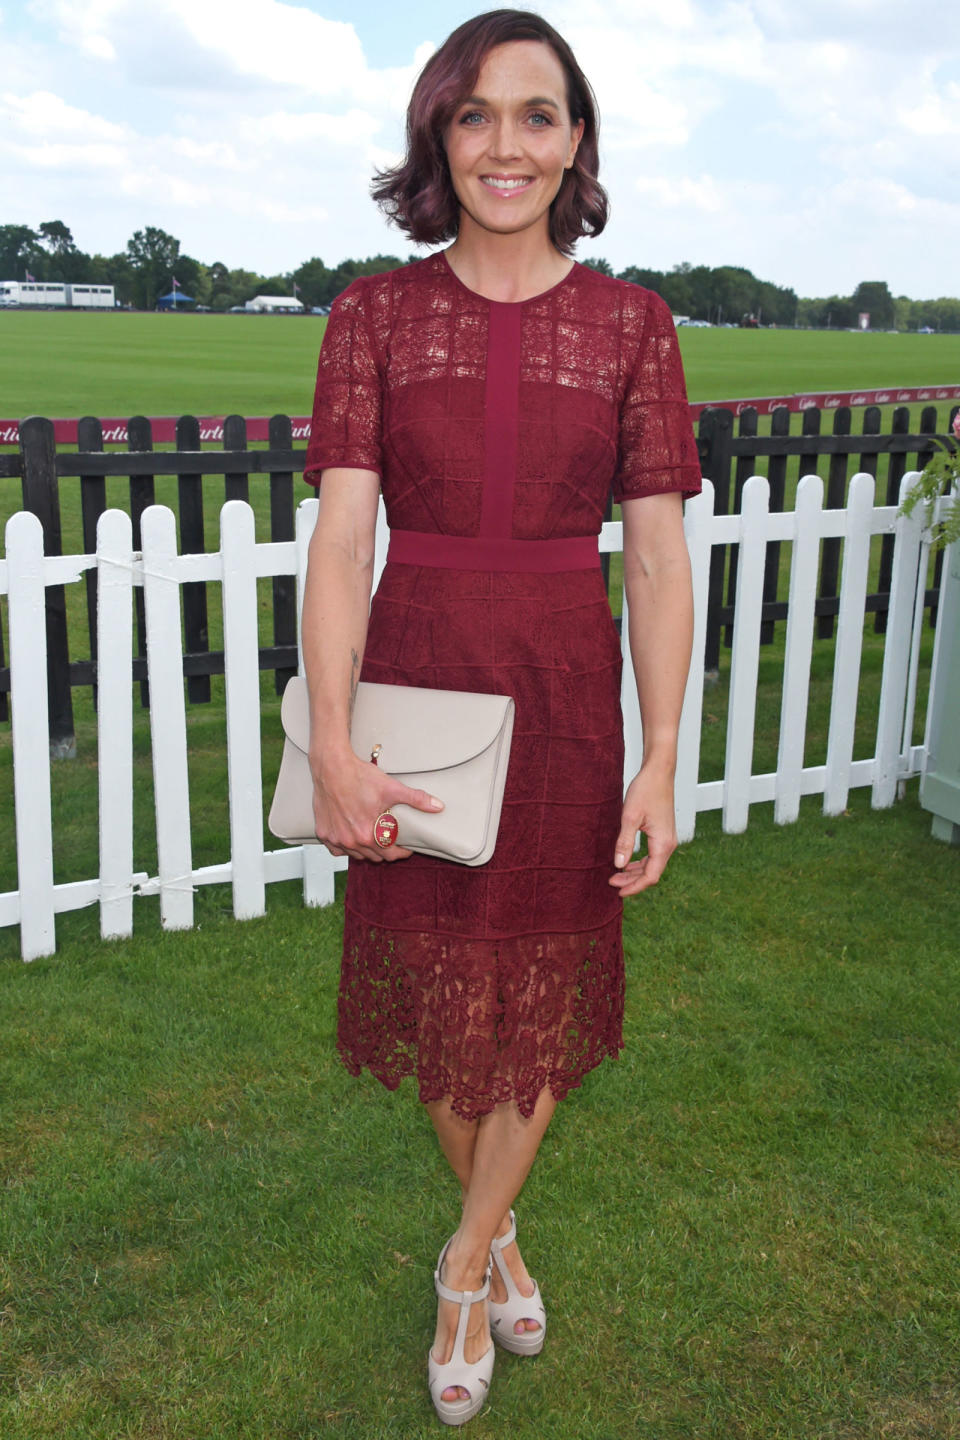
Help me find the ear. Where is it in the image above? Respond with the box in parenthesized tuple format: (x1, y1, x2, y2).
(566, 117, 585, 169)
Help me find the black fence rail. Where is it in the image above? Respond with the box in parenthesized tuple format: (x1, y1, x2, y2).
(0, 414, 302, 742)
(1, 404, 955, 744)
(696, 401, 954, 670)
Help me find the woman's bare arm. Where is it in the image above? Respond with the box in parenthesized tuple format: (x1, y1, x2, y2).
(301, 469, 442, 860)
(301, 469, 379, 760)
(609, 490, 694, 896)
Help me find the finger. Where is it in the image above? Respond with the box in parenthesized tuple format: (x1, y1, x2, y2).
(391, 783, 444, 814)
(613, 824, 639, 870)
(609, 855, 669, 894)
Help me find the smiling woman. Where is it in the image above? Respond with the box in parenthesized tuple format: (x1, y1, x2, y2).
(298, 8, 701, 1428)
(371, 9, 607, 259)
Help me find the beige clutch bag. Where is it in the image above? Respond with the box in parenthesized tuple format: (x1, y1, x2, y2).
(268, 677, 515, 866)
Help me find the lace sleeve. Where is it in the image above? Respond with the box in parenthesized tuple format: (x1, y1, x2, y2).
(303, 279, 383, 486)
(613, 290, 701, 503)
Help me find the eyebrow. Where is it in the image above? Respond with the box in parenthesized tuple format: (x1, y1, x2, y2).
(459, 95, 561, 110)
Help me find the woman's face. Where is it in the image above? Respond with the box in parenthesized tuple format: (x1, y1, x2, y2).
(444, 40, 584, 243)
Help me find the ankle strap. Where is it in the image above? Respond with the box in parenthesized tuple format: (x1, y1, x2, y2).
(434, 1244, 492, 1306)
(492, 1210, 517, 1252)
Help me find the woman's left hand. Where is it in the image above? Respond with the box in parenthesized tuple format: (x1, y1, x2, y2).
(609, 764, 678, 897)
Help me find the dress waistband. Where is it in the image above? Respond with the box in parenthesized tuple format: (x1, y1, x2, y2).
(387, 530, 600, 573)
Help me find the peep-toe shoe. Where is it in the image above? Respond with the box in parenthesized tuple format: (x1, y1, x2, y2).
(427, 1239, 495, 1426)
(488, 1211, 546, 1356)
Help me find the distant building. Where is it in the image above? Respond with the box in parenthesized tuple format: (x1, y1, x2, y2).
(0, 281, 115, 309)
(244, 295, 304, 313)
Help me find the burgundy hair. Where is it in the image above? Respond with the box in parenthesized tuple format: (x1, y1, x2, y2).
(372, 9, 608, 255)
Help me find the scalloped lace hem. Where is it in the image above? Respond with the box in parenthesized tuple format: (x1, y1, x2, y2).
(336, 911, 625, 1121)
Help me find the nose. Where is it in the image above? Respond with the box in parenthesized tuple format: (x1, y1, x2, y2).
(488, 118, 521, 161)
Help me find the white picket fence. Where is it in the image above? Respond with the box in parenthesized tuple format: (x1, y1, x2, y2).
(0, 473, 936, 960)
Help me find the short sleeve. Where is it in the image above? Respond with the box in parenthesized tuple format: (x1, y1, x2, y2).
(613, 290, 702, 503)
(302, 279, 383, 486)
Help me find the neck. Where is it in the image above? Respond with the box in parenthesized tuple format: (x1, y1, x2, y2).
(445, 219, 573, 303)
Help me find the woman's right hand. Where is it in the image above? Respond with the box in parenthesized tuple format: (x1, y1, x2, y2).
(310, 746, 444, 862)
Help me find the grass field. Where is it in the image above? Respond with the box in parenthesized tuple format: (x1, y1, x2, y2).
(2, 298, 959, 1438)
(1, 785, 958, 1439)
(1, 308, 958, 421)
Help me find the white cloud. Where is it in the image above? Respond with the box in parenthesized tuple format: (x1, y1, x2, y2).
(244, 108, 382, 147)
(35, 0, 423, 106)
(899, 81, 960, 138)
(1, 88, 127, 140)
(3, 0, 959, 294)
(634, 175, 725, 213)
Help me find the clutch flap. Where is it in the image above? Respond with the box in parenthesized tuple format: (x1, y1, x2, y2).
(279, 675, 312, 755)
(279, 678, 514, 774)
(351, 683, 514, 774)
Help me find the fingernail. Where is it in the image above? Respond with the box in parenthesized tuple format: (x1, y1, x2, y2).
(615, 852, 625, 868)
(429, 797, 444, 810)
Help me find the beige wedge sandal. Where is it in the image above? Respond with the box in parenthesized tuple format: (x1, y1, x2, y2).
(488, 1211, 546, 1356)
(427, 1239, 495, 1426)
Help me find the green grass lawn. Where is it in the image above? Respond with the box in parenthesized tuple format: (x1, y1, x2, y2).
(1, 309, 958, 420)
(1, 785, 957, 1439)
(1, 295, 958, 1437)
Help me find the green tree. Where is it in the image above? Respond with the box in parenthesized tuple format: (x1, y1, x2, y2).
(35, 220, 88, 282)
(320, 254, 404, 304)
(171, 253, 205, 305)
(617, 265, 666, 293)
(212, 267, 264, 310)
(582, 257, 613, 275)
(849, 280, 894, 330)
(38, 220, 77, 257)
(292, 256, 331, 309)
(126, 226, 181, 308)
(87, 252, 135, 305)
(0, 224, 41, 279)
(648, 264, 688, 315)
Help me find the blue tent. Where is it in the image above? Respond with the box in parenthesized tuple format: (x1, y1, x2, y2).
(157, 290, 194, 309)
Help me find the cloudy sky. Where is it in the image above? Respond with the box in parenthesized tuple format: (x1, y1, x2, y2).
(3, 0, 958, 298)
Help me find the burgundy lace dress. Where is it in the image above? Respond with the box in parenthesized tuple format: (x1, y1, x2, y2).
(304, 252, 700, 1120)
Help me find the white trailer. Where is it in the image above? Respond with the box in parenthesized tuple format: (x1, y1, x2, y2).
(66, 283, 115, 308)
(0, 281, 115, 309)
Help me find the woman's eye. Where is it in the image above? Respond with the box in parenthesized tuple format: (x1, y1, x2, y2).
(528, 111, 552, 126)
(459, 110, 485, 126)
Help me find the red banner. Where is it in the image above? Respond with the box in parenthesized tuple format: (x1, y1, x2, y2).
(1, 386, 958, 446)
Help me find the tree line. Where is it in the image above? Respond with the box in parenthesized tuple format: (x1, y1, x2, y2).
(2, 221, 957, 331)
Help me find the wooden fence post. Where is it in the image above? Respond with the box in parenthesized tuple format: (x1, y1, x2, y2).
(817, 406, 852, 639)
(176, 415, 210, 702)
(223, 415, 249, 503)
(269, 414, 297, 695)
(698, 407, 733, 672)
(18, 415, 75, 757)
(128, 416, 155, 707)
(874, 406, 911, 635)
(761, 405, 791, 644)
(78, 416, 106, 705)
(723, 406, 758, 649)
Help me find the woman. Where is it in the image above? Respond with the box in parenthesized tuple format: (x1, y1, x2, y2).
(300, 9, 700, 1425)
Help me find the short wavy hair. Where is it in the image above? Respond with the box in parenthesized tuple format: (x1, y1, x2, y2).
(372, 9, 608, 255)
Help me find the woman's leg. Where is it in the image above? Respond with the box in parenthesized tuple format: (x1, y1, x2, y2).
(427, 1090, 556, 1402)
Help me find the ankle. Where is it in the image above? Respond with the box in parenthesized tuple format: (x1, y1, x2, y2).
(444, 1232, 492, 1287)
(494, 1210, 513, 1241)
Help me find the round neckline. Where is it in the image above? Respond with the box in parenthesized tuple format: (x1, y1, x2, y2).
(437, 250, 579, 306)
